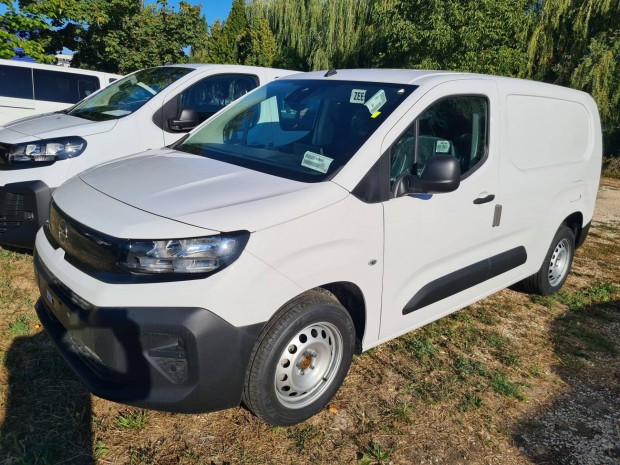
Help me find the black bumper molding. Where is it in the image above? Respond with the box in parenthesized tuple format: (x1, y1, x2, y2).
(34, 254, 264, 413)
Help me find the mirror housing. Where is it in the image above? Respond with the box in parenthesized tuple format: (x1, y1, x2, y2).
(394, 155, 461, 197)
(168, 107, 198, 132)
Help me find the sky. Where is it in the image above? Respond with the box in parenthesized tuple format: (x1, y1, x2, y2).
(145, 0, 233, 24)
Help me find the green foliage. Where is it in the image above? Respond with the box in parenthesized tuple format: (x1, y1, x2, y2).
(0, 0, 54, 62)
(248, 0, 377, 70)
(374, 0, 537, 76)
(238, 18, 277, 67)
(71, 0, 206, 73)
(527, 0, 620, 155)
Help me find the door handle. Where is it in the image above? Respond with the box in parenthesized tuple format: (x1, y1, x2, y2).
(473, 194, 495, 204)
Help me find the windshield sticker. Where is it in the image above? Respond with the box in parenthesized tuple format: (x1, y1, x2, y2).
(102, 110, 132, 117)
(302, 151, 334, 173)
(435, 140, 451, 153)
(371, 111, 381, 119)
(137, 82, 157, 95)
(350, 89, 367, 104)
(365, 90, 387, 114)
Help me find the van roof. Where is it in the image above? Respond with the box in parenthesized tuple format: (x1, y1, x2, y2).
(278, 68, 475, 85)
(279, 68, 576, 93)
(0, 58, 121, 78)
(171, 63, 295, 74)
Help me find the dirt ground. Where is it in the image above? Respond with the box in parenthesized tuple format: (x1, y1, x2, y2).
(0, 179, 618, 465)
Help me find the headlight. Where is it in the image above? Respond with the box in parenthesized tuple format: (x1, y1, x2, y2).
(4, 136, 87, 163)
(119, 233, 249, 274)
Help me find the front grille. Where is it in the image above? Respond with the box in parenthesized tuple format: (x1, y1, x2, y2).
(0, 191, 26, 234)
(47, 201, 126, 274)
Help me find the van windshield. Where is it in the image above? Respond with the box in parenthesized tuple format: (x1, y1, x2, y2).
(68, 67, 193, 121)
(177, 79, 416, 182)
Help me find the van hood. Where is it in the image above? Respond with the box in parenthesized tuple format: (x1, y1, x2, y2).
(0, 113, 116, 142)
(79, 149, 349, 233)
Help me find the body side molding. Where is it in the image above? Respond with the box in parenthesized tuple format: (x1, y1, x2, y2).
(402, 246, 527, 315)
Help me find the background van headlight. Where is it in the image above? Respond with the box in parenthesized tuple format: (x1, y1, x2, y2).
(119, 233, 249, 274)
(4, 136, 87, 163)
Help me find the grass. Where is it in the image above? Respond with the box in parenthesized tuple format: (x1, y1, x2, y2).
(359, 442, 391, 465)
(0, 202, 618, 463)
(117, 410, 149, 430)
(8, 315, 30, 336)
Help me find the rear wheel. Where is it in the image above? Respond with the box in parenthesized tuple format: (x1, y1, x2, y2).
(522, 224, 575, 295)
(242, 291, 355, 426)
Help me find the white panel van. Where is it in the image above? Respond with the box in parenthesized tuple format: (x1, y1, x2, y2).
(0, 64, 296, 247)
(0, 58, 120, 125)
(33, 70, 601, 426)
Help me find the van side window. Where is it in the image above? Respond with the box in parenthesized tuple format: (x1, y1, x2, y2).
(33, 69, 101, 104)
(390, 96, 488, 185)
(0, 65, 34, 100)
(179, 75, 259, 124)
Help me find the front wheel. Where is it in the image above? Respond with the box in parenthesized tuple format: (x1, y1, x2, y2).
(522, 224, 575, 295)
(242, 291, 355, 426)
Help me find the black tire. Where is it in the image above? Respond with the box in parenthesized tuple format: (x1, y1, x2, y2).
(242, 291, 355, 426)
(522, 224, 575, 295)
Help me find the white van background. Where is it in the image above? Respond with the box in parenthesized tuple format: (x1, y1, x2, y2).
(0, 58, 120, 125)
(0, 64, 296, 248)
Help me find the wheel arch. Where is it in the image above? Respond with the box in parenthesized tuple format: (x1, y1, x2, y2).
(314, 282, 366, 354)
(562, 211, 586, 248)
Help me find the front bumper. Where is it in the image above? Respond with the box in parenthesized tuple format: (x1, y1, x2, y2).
(34, 252, 264, 413)
(0, 180, 51, 249)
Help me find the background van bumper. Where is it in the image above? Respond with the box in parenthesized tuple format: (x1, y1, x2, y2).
(0, 180, 51, 249)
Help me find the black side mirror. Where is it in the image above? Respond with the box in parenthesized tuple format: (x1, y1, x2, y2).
(168, 107, 198, 132)
(393, 155, 461, 197)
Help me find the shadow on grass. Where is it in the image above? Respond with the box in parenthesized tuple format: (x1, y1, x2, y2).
(512, 299, 620, 464)
(0, 332, 93, 464)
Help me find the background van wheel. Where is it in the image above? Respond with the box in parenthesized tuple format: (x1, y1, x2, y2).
(522, 224, 575, 295)
(242, 291, 355, 426)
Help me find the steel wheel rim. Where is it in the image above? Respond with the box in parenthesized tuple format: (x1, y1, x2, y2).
(548, 238, 571, 286)
(274, 322, 343, 409)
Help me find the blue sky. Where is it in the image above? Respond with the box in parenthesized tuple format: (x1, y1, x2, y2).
(145, 0, 233, 24)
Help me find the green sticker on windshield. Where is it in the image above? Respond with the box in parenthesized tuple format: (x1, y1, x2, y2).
(365, 90, 387, 114)
(302, 151, 333, 173)
(435, 140, 451, 153)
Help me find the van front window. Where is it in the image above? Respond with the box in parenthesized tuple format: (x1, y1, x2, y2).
(177, 80, 416, 182)
(68, 67, 193, 121)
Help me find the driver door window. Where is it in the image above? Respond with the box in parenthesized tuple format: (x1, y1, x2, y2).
(179, 75, 259, 125)
(390, 96, 488, 187)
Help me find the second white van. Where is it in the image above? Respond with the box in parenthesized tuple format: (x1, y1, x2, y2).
(0, 64, 296, 248)
(0, 58, 120, 125)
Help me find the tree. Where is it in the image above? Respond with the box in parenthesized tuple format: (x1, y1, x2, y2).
(248, 0, 376, 71)
(191, 19, 233, 64)
(238, 18, 277, 67)
(190, 0, 248, 64)
(527, 0, 620, 155)
(68, 0, 206, 73)
(0, 0, 53, 62)
(374, 0, 537, 76)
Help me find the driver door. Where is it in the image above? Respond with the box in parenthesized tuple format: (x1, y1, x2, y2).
(379, 79, 516, 340)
